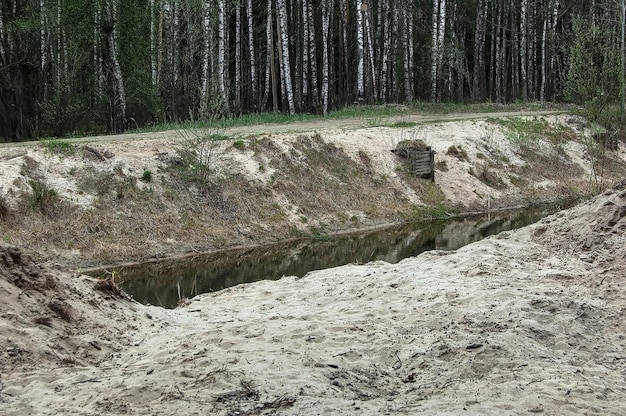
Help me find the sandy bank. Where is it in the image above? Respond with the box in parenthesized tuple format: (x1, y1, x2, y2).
(1, 183, 625, 415)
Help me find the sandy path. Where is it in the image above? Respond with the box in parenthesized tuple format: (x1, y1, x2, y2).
(0, 110, 566, 147)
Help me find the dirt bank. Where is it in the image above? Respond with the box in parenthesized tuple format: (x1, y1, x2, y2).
(1, 180, 625, 415)
(1, 112, 625, 269)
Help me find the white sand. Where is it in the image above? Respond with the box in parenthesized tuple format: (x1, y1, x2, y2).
(1, 184, 625, 415)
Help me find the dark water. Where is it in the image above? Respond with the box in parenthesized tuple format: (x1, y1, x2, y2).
(94, 203, 570, 309)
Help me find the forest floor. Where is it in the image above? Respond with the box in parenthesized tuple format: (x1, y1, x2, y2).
(1, 109, 626, 414)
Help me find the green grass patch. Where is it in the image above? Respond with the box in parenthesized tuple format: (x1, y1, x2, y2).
(39, 138, 77, 156)
(389, 121, 418, 128)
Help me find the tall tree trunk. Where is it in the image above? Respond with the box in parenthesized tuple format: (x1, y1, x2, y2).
(301, 0, 309, 105)
(618, 0, 626, 124)
(306, 0, 319, 112)
(321, 0, 333, 115)
(495, 1, 503, 102)
(0, 4, 5, 63)
(200, 0, 211, 115)
(380, 0, 390, 102)
(541, 15, 547, 104)
(265, 0, 278, 111)
(246, 0, 257, 109)
(431, 0, 446, 102)
(218, 0, 227, 109)
(363, 0, 376, 102)
(356, 0, 365, 102)
(149, 0, 157, 86)
(473, 0, 487, 101)
(235, 1, 242, 113)
(102, 0, 127, 133)
(403, 8, 413, 103)
(277, 0, 295, 114)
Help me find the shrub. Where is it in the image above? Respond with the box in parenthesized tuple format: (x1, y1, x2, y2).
(141, 170, 153, 182)
(28, 180, 59, 217)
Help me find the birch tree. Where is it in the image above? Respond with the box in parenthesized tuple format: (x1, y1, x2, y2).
(321, 0, 333, 115)
(235, 1, 242, 113)
(431, 0, 446, 102)
(473, 0, 488, 101)
(277, 0, 295, 114)
(246, 0, 257, 108)
(102, 0, 127, 133)
(520, 0, 528, 101)
(200, 0, 211, 114)
(356, 0, 365, 102)
(218, 0, 227, 110)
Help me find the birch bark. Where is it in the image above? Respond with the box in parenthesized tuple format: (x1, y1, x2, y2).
(540, 16, 547, 104)
(200, 0, 211, 113)
(473, 0, 487, 101)
(356, 0, 365, 101)
(103, 0, 127, 133)
(520, 0, 529, 100)
(306, 0, 319, 111)
(364, 0, 376, 102)
(403, 8, 413, 103)
(321, 0, 333, 115)
(431, 0, 446, 102)
(380, 0, 390, 101)
(302, 0, 309, 100)
(149, 0, 157, 86)
(277, 0, 295, 114)
(0, 4, 5, 62)
(235, 1, 242, 112)
(246, 0, 257, 108)
(218, 0, 227, 107)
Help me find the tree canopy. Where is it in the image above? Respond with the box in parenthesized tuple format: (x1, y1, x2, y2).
(0, 0, 624, 141)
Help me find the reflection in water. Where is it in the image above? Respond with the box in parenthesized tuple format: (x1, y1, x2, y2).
(107, 205, 565, 308)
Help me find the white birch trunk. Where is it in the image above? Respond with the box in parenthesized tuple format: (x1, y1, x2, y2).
(40, 0, 47, 72)
(431, 0, 446, 102)
(55, 0, 61, 88)
(277, 0, 295, 114)
(200, 0, 211, 113)
(265, 0, 277, 111)
(321, 0, 333, 115)
(103, 0, 127, 132)
(356, 0, 365, 101)
(302, 0, 309, 99)
(149, 0, 157, 86)
(0, 5, 5, 62)
(473, 0, 487, 101)
(172, 1, 179, 84)
(381, 0, 390, 102)
(307, 0, 319, 111)
(235, 1, 242, 111)
(403, 9, 412, 103)
(246, 0, 257, 106)
(218, 0, 227, 106)
(549, 1, 559, 92)
(364, 0, 376, 102)
(495, 2, 502, 102)
(618, 0, 626, 118)
(540, 17, 547, 104)
(520, 0, 528, 100)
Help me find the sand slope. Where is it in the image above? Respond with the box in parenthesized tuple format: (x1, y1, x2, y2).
(1, 184, 625, 414)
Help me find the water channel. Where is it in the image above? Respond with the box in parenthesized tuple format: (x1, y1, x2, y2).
(101, 203, 570, 309)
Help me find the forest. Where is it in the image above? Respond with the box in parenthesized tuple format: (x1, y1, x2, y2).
(0, 0, 624, 141)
